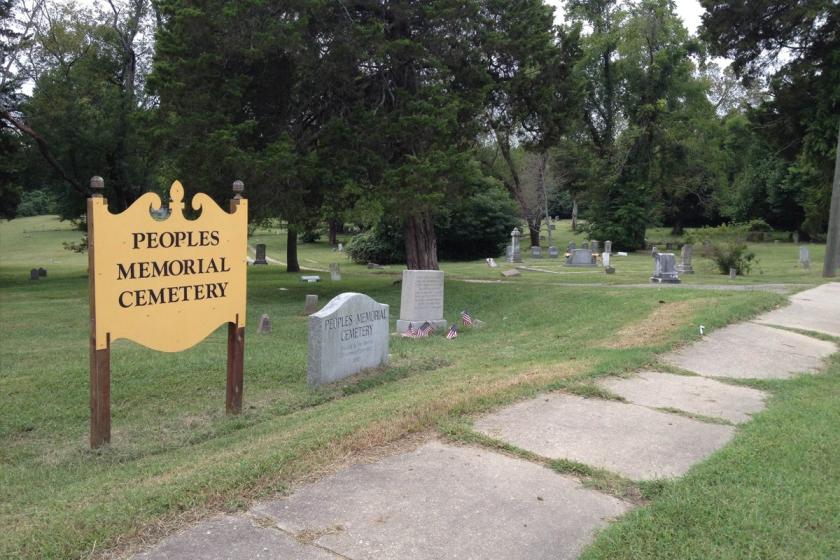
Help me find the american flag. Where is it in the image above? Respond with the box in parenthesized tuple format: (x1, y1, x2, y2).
(401, 322, 418, 338)
(461, 310, 474, 327)
(446, 324, 458, 339)
(417, 321, 434, 337)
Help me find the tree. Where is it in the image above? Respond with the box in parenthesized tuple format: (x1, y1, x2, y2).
(701, 0, 840, 238)
(2, 0, 156, 220)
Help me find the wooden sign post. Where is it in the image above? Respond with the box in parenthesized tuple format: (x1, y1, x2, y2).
(87, 177, 248, 448)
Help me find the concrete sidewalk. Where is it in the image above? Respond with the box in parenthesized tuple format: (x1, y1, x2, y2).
(135, 284, 838, 560)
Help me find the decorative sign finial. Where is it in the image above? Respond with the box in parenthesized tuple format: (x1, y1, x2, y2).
(168, 180, 185, 216)
(232, 180, 244, 200)
(90, 176, 104, 190)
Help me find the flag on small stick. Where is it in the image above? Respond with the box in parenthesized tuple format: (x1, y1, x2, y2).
(417, 321, 434, 337)
(446, 324, 458, 339)
(401, 322, 418, 338)
(461, 310, 474, 327)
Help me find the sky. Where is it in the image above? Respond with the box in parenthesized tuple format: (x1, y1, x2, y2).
(545, 0, 705, 34)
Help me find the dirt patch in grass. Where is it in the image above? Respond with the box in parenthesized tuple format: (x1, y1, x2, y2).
(602, 300, 704, 349)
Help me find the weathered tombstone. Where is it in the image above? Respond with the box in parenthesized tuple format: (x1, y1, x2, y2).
(308, 293, 389, 386)
(30, 268, 39, 280)
(330, 263, 341, 281)
(799, 246, 811, 269)
(486, 257, 499, 268)
(604, 240, 612, 254)
(582, 241, 590, 250)
(566, 241, 576, 254)
(590, 240, 600, 253)
(254, 244, 268, 265)
(602, 252, 611, 268)
(337, 242, 344, 252)
(38, 267, 47, 277)
(396, 270, 447, 333)
(507, 228, 522, 263)
(793, 231, 800, 244)
(257, 313, 272, 334)
(651, 245, 659, 255)
(530, 246, 542, 258)
(565, 248, 596, 267)
(548, 246, 559, 258)
(729, 267, 737, 279)
(501, 269, 521, 277)
(650, 252, 680, 283)
(301, 275, 321, 282)
(677, 244, 694, 274)
(305, 294, 319, 314)
(367, 263, 384, 269)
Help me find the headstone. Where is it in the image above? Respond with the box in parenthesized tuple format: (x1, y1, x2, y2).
(301, 275, 321, 282)
(793, 231, 799, 244)
(799, 246, 811, 269)
(582, 241, 590, 250)
(604, 240, 612, 254)
(590, 240, 599, 254)
(30, 268, 39, 281)
(567, 241, 576, 253)
(501, 269, 521, 277)
(507, 228, 522, 263)
(486, 258, 499, 268)
(308, 293, 389, 386)
(254, 243, 268, 265)
(602, 252, 611, 268)
(337, 242, 344, 252)
(729, 267, 737, 279)
(548, 246, 559, 258)
(257, 313, 272, 334)
(396, 270, 447, 333)
(651, 245, 659, 255)
(605, 266, 616, 274)
(565, 248, 596, 267)
(677, 244, 694, 274)
(38, 267, 47, 277)
(650, 253, 680, 283)
(330, 263, 341, 281)
(305, 294, 319, 314)
(367, 263, 384, 269)
(530, 246, 542, 258)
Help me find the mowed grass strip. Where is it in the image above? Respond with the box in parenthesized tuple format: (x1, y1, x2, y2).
(1, 217, 783, 559)
(580, 353, 840, 560)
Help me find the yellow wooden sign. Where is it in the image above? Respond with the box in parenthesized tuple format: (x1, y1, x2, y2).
(89, 180, 248, 352)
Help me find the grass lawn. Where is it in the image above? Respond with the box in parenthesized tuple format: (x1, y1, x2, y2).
(0, 216, 836, 559)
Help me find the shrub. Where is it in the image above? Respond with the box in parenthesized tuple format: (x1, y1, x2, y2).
(708, 241, 755, 275)
(346, 181, 519, 264)
(16, 189, 59, 217)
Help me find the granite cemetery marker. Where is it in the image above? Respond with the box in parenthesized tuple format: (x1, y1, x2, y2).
(650, 252, 681, 283)
(799, 246, 811, 269)
(590, 240, 600, 253)
(677, 244, 694, 274)
(604, 240, 612, 254)
(531, 246, 542, 258)
(308, 293, 389, 386)
(548, 246, 559, 258)
(87, 177, 247, 447)
(38, 267, 47, 277)
(507, 228, 522, 263)
(305, 294, 319, 314)
(396, 270, 447, 333)
(330, 263, 341, 281)
(565, 248, 596, 267)
(254, 244, 268, 265)
(30, 268, 38, 280)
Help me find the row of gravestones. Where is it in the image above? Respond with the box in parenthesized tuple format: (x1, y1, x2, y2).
(29, 268, 47, 280)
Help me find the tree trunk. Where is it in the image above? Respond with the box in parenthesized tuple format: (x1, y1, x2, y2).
(286, 228, 300, 272)
(328, 219, 338, 246)
(571, 198, 578, 232)
(404, 211, 438, 270)
(527, 217, 542, 248)
(824, 121, 840, 277)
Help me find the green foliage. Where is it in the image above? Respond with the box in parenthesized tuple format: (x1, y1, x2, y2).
(347, 181, 520, 264)
(15, 189, 59, 217)
(708, 240, 756, 275)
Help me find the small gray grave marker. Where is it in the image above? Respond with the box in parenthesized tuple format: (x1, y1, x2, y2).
(301, 275, 321, 282)
(330, 263, 341, 281)
(677, 244, 694, 274)
(590, 240, 600, 253)
(507, 228, 522, 263)
(548, 246, 559, 258)
(305, 294, 319, 314)
(604, 240, 612, 254)
(257, 313, 272, 334)
(501, 269, 521, 277)
(254, 244, 268, 265)
(30, 268, 39, 280)
(799, 246, 811, 270)
(565, 248, 596, 267)
(38, 267, 47, 277)
(530, 246, 542, 258)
